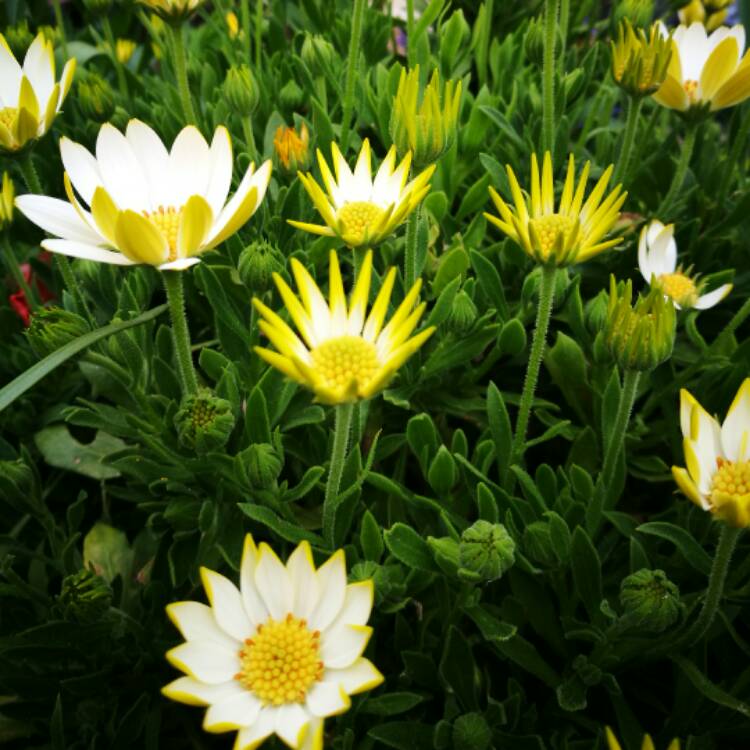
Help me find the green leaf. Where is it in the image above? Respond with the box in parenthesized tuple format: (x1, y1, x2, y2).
(384, 523, 436, 572)
(636, 522, 712, 575)
(487, 382, 512, 486)
(571, 527, 603, 620)
(439, 626, 478, 709)
(34, 425, 126, 480)
(360, 509, 384, 562)
(673, 656, 750, 717)
(83, 522, 133, 584)
(238, 504, 324, 546)
(368, 722, 434, 750)
(361, 692, 426, 715)
(0, 304, 167, 412)
(469, 249, 509, 320)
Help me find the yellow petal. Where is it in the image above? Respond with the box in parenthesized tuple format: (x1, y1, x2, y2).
(90, 186, 119, 245)
(541, 151, 554, 214)
(18, 75, 39, 120)
(14, 106, 38, 147)
(653, 74, 689, 111)
(701, 36, 740, 103)
(177, 194, 213, 257)
(605, 728, 622, 750)
(207, 186, 257, 249)
(712, 52, 750, 110)
(114, 209, 169, 265)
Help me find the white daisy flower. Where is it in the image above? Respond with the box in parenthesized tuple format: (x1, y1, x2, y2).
(654, 21, 750, 111)
(673, 379, 750, 528)
(638, 220, 732, 309)
(289, 139, 435, 249)
(0, 32, 76, 152)
(15, 120, 272, 271)
(163, 535, 383, 749)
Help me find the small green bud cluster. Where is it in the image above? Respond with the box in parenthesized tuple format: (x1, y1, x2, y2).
(458, 520, 516, 582)
(26, 307, 91, 359)
(174, 389, 235, 454)
(224, 65, 260, 117)
(619, 568, 682, 632)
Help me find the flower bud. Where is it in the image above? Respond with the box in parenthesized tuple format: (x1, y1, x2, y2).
(0, 172, 14, 230)
(224, 65, 260, 117)
(273, 123, 311, 173)
(389, 65, 462, 170)
(279, 80, 305, 111)
(238, 239, 282, 292)
(301, 33, 335, 76)
(226, 11, 240, 39)
(57, 569, 113, 623)
(26, 307, 91, 359)
(4, 21, 34, 58)
(453, 713, 492, 750)
(524, 15, 561, 66)
(605, 277, 676, 372)
(458, 520, 516, 582)
(613, 0, 655, 27)
(619, 568, 681, 632)
(116, 38, 136, 64)
(610, 20, 672, 98)
(447, 290, 477, 335)
(78, 73, 116, 123)
(237, 443, 283, 489)
(137, 0, 205, 22)
(174, 389, 235, 454)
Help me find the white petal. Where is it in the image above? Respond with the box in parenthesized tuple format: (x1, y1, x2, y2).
(721, 379, 750, 462)
(15, 194, 105, 244)
(299, 717, 324, 750)
(125, 119, 171, 210)
(169, 125, 211, 207)
(201, 568, 253, 642)
(240, 535, 269, 626)
(254, 543, 293, 621)
(158, 257, 202, 271)
(41, 239, 135, 265)
(0, 37, 22, 104)
(323, 657, 383, 695)
(319, 624, 371, 669)
(205, 126, 234, 218)
(166, 641, 240, 684)
(328, 581, 374, 628)
(308, 550, 346, 632)
(162, 676, 245, 706)
(166, 601, 239, 649)
(649, 224, 677, 276)
(22, 35, 54, 114)
(203, 689, 262, 731)
(694, 284, 732, 310)
(680, 22, 710, 82)
(638, 225, 654, 283)
(234, 708, 275, 750)
(286, 541, 320, 621)
(305, 681, 350, 718)
(96, 123, 151, 211)
(274, 703, 310, 748)
(60, 138, 103, 204)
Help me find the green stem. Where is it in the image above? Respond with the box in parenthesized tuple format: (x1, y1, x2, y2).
(403, 203, 421, 290)
(509, 265, 557, 475)
(476, 0, 494, 86)
(659, 122, 698, 217)
(18, 151, 42, 194)
(163, 271, 198, 395)
(169, 24, 198, 127)
(406, 0, 416, 67)
(241, 117, 258, 163)
(340, 0, 366, 154)
(542, 0, 560, 155)
(102, 17, 129, 100)
(2, 234, 40, 310)
(717, 103, 750, 206)
(51, 0, 68, 58)
(240, 0, 252, 64)
(612, 96, 643, 186)
(254, 0, 263, 69)
(322, 402, 355, 548)
(559, 0, 570, 55)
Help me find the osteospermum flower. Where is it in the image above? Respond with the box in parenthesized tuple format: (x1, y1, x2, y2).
(163, 535, 383, 750)
(638, 220, 732, 309)
(606, 726, 680, 750)
(654, 22, 750, 111)
(254, 250, 435, 404)
(289, 139, 435, 249)
(672, 379, 750, 527)
(0, 32, 75, 152)
(485, 152, 627, 266)
(15, 120, 271, 271)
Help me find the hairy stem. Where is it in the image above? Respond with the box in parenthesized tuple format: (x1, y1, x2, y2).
(612, 96, 643, 186)
(169, 23, 199, 127)
(323, 402, 355, 548)
(340, 0, 366, 154)
(542, 0, 560, 155)
(163, 271, 198, 395)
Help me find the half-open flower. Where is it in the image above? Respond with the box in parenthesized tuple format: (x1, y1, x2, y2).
(15, 120, 272, 271)
(163, 534, 383, 750)
(638, 219, 732, 309)
(0, 32, 75, 152)
(485, 152, 627, 266)
(254, 250, 435, 404)
(289, 139, 435, 248)
(672, 379, 750, 528)
(654, 21, 750, 111)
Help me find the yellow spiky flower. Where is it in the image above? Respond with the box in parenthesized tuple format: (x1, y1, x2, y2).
(611, 20, 673, 97)
(253, 250, 435, 404)
(274, 123, 310, 173)
(606, 727, 680, 750)
(484, 152, 627, 266)
(289, 139, 435, 249)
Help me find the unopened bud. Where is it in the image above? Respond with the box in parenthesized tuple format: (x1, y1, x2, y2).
(224, 65, 260, 117)
(238, 240, 282, 292)
(174, 389, 235, 454)
(458, 520, 516, 582)
(26, 307, 91, 359)
(78, 73, 116, 123)
(611, 20, 672, 98)
(237, 443, 283, 489)
(620, 568, 681, 632)
(301, 33, 335, 76)
(279, 80, 304, 111)
(447, 290, 477, 335)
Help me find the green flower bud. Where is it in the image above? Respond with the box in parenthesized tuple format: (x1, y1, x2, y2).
(26, 307, 91, 359)
(301, 33, 335, 76)
(57, 569, 113, 623)
(237, 443, 283, 489)
(614, 0, 655, 27)
(447, 290, 477, 335)
(611, 20, 672, 98)
(224, 65, 260, 117)
(78, 73, 116, 123)
(4, 21, 34, 59)
(458, 520, 515, 582)
(605, 276, 676, 371)
(619, 568, 681, 632)
(524, 16, 561, 66)
(174, 389, 235, 454)
(279, 79, 304, 111)
(585, 289, 610, 335)
(238, 239, 282, 292)
(0, 172, 14, 231)
(390, 65, 462, 170)
(453, 713, 492, 750)
(499, 318, 527, 357)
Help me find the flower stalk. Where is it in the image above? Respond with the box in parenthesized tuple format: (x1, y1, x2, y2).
(339, 0, 366, 153)
(163, 271, 198, 395)
(404, 203, 421, 290)
(542, 0, 560, 155)
(169, 23, 199, 127)
(323, 401, 354, 548)
(613, 96, 643, 186)
(254, 0, 263, 68)
(659, 122, 698, 216)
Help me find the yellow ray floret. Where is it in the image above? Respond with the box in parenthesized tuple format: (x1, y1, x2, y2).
(484, 151, 627, 267)
(254, 250, 435, 404)
(289, 139, 435, 248)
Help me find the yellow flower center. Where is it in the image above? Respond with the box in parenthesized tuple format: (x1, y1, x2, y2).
(311, 335, 380, 392)
(711, 458, 750, 501)
(338, 201, 386, 247)
(0, 107, 18, 132)
(658, 272, 698, 307)
(684, 79, 700, 103)
(529, 213, 576, 259)
(236, 613, 324, 705)
(143, 205, 183, 261)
